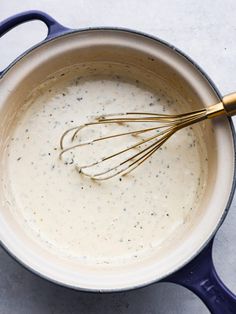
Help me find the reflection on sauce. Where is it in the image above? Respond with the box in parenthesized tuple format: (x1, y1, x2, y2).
(4, 63, 208, 266)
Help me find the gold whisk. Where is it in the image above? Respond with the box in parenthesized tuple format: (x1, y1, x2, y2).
(59, 93, 236, 180)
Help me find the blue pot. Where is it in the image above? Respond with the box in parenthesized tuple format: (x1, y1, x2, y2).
(0, 10, 236, 313)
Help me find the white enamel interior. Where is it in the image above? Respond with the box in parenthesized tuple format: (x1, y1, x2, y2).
(0, 30, 234, 291)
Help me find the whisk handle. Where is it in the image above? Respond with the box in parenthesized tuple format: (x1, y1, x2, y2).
(222, 93, 236, 116)
(206, 93, 236, 119)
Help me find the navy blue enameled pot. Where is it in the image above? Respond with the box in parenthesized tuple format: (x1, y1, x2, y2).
(0, 11, 236, 314)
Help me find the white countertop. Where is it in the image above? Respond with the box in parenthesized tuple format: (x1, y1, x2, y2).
(0, 1, 236, 313)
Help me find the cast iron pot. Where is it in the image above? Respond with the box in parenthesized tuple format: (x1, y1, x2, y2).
(0, 10, 236, 314)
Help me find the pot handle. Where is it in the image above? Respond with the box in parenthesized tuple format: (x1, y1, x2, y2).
(163, 239, 236, 313)
(0, 10, 70, 75)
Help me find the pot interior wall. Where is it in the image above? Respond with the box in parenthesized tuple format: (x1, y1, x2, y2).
(0, 30, 234, 290)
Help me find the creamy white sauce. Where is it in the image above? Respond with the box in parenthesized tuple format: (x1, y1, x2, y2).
(4, 63, 208, 266)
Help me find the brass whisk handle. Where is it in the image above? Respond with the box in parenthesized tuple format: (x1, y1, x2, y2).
(206, 92, 236, 119)
(222, 92, 236, 116)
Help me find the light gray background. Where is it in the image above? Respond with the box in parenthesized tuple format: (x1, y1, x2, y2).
(0, 1, 236, 313)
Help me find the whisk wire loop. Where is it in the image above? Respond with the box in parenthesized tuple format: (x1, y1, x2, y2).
(59, 107, 212, 180)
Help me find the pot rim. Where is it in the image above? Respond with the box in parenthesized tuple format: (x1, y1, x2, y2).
(0, 26, 236, 292)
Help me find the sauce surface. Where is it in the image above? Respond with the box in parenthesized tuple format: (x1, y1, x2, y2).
(5, 63, 208, 266)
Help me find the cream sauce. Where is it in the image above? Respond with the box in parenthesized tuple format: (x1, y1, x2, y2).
(4, 63, 208, 266)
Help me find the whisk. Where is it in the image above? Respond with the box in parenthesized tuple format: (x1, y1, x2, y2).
(59, 93, 236, 180)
